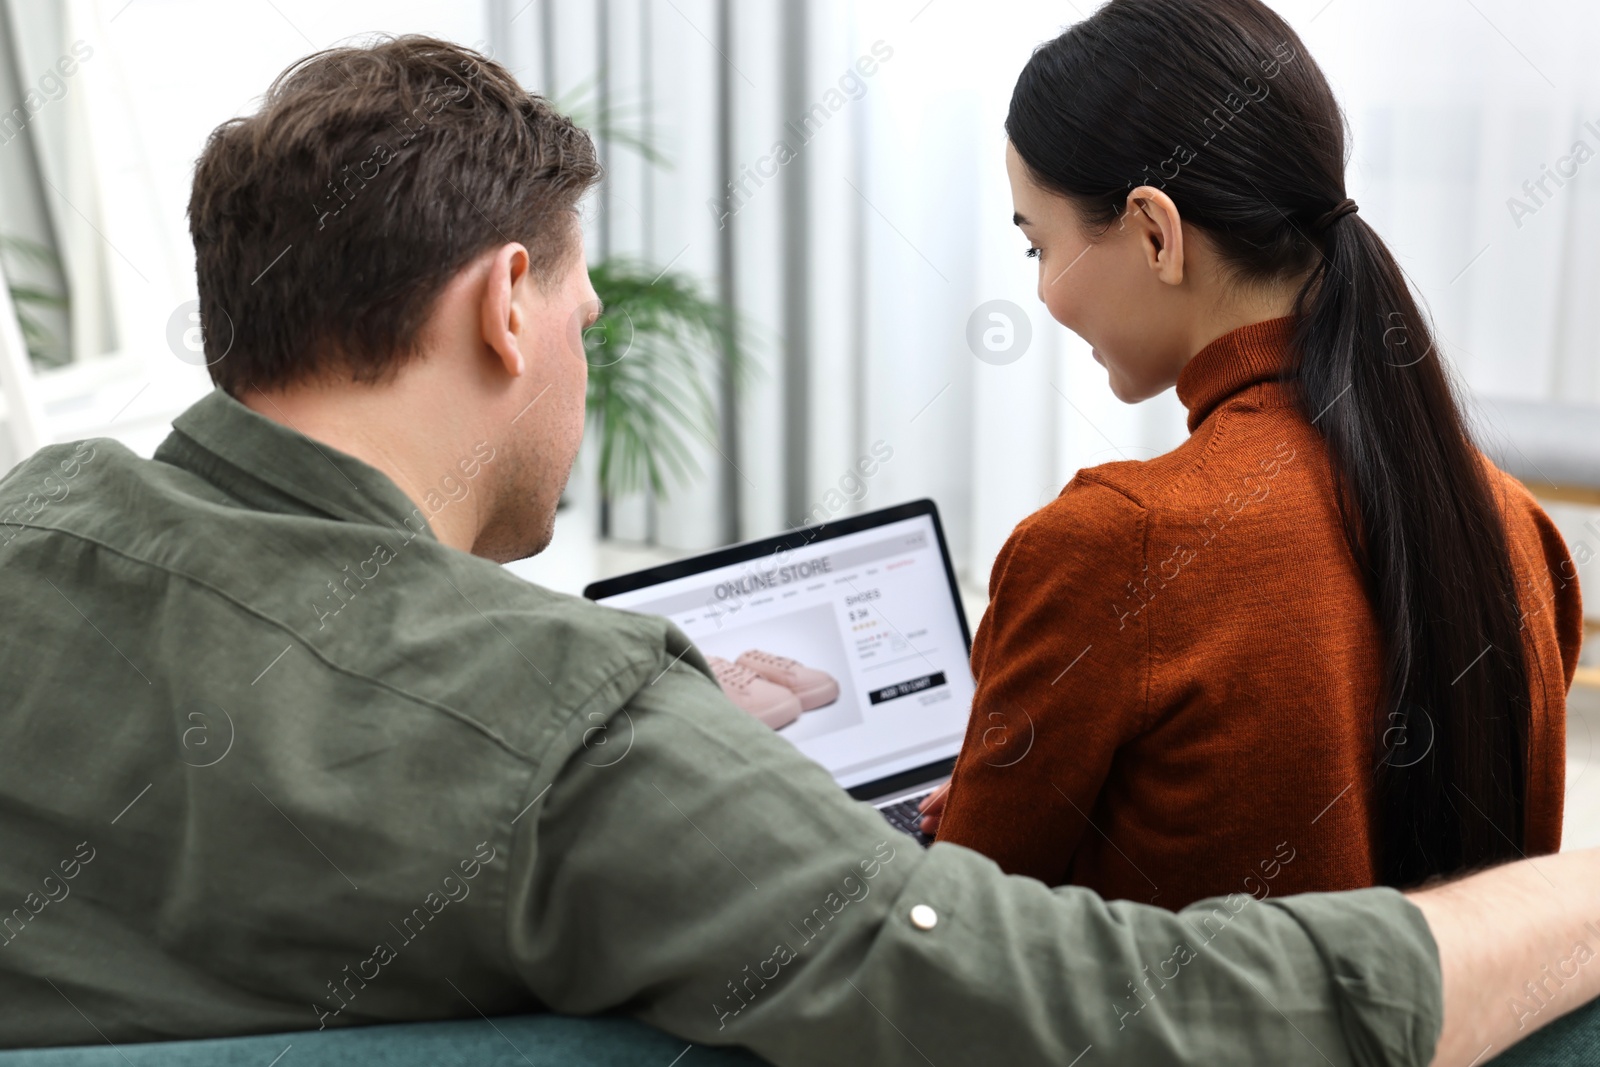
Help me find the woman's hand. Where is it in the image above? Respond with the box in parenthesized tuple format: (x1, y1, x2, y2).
(918, 781, 951, 835)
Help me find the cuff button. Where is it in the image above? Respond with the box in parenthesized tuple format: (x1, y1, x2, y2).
(909, 904, 938, 930)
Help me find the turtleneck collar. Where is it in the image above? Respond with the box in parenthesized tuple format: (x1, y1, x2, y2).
(1175, 316, 1298, 434)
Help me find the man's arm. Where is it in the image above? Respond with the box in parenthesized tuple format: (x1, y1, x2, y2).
(503, 658, 1446, 1066)
(1410, 849, 1600, 1067)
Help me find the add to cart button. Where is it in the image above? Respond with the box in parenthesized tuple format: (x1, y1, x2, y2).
(868, 671, 948, 705)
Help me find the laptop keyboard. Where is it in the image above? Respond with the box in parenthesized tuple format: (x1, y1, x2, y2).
(877, 793, 935, 847)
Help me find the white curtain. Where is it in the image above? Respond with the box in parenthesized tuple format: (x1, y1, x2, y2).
(16, 0, 1598, 595)
(1315, 0, 1600, 407)
(518, 0, 1600, 587)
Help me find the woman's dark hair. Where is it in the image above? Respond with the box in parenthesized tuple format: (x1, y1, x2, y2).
(1007, 0, 1537, 886)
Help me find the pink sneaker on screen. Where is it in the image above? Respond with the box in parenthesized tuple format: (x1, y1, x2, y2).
(707, 656, 803, 729)
(736, 650, 841, 711)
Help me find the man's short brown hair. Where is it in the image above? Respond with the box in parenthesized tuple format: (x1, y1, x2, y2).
(188, 36, 600, 394)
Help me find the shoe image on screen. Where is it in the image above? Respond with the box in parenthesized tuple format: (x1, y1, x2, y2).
(736, 650, 840, 712)
(584, 500, 975, 794)
(695, 603, 866, 742)
(707, 656, 803, 729)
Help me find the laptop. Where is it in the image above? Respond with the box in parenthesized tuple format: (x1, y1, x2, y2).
(584, 499, 975, 845)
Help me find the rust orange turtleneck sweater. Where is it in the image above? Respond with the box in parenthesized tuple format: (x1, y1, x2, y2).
(936, 317, 1582, 909)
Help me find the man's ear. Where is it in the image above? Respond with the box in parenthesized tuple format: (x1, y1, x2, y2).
(1122, 185, 1185, 287)
(480, 242, 532, 377)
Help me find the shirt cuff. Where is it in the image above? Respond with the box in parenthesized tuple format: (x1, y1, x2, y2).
(1269, 888, 1444, 1067)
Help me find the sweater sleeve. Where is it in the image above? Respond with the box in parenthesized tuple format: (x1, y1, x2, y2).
(936, 476, 1152, 887)
(1530, 501, 1586, 692)
(1494, 466, 1585, 691)
(1495, 469, 1583, 854)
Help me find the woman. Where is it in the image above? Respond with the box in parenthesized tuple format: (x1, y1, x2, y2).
(920, 0, 1584, 909)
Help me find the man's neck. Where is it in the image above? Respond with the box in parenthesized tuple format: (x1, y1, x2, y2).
(240, 385, 487, 554)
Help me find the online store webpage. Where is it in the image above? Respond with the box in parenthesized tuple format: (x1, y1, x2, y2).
(595, 514, 976, 790)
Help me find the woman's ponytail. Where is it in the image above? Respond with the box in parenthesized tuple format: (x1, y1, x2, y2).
(1007, 0, 1539, 884)
(1296, 209, 1532, 882)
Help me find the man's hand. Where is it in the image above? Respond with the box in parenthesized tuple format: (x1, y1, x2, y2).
(918, 781, 951, 835)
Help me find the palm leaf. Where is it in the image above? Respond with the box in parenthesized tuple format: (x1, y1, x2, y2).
(7, 285, 68, 309)
(0, 235, 58, 268)
(0, 234, 69, 366)
(585, 258, 752, 500)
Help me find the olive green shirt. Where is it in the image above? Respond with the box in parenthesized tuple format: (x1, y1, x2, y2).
(0, 390, 1442, 1064)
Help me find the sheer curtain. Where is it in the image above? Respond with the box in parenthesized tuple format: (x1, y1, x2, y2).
(491, 0, 1194, 585)
(1314, 0, 1600, 408)
(510, 0, 1600, 593)
(845, 0, 1600, 585)
(11, 0, 1598, 599)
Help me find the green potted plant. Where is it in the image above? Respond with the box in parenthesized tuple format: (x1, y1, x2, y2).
(1, 235, 69, 368)
(583, 260, 744, 534)
(559, 86, 751, 537)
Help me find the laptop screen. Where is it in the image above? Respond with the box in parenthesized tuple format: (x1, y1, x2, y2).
(585, 501, 976, 791)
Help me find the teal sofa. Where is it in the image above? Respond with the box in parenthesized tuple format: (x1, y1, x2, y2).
(0, 1016, 764, 1066)
(1, 1002, 1597, 1066)
(3, 1004, 1600, 1067)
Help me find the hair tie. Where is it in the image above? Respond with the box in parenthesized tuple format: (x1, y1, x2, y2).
(1314, 198, 1359, 232)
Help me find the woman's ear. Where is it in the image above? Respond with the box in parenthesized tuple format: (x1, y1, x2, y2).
(1121, 184, 1186, 287)
(480, 242, 532, 377)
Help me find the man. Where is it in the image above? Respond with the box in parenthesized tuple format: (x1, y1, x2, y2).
(0, 36, 1593, 1067)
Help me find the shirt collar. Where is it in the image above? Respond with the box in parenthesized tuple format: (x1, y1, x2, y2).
(1175, 316, 1298, 434)
(154, 389, 435, 538)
